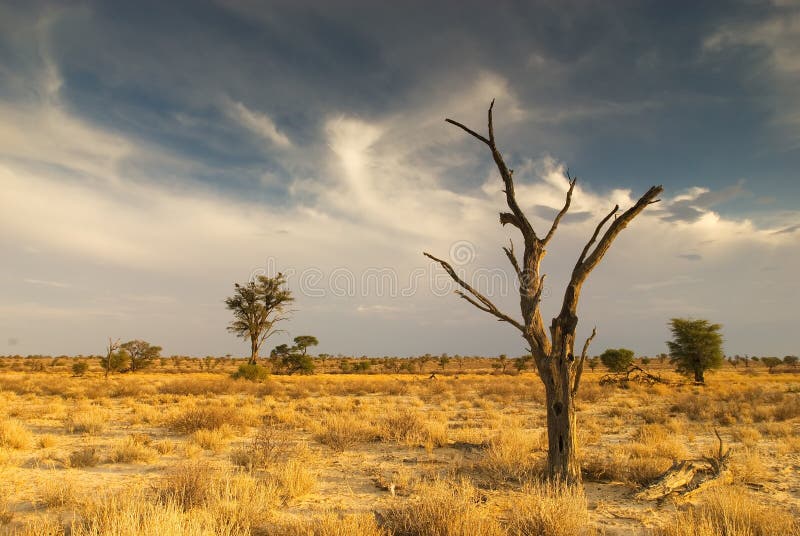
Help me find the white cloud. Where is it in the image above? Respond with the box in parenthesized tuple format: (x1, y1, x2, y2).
(223, 98, 292, 148)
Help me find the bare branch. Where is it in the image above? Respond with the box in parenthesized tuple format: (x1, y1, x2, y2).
(424, 251, 525, 332)
(445, 118, 490, 146)
(502, 240, 522, 281)
(577, 204, 619, 267)
(543, 177, 577, 246)
(447, 102, 537, 243)
(572, 326, 597, 396)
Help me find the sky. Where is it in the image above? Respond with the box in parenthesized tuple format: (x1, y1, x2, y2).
(1, 0, 799, 359)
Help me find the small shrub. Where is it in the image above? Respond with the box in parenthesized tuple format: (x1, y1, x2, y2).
(108, 435, 158, 464)
(316, 413, 376, 451)
(0, 419, 34, 449)
(37, 472, 78, 507)
(190, 426, 234, 453)
(167, 406, 243, 434)
(69, 447, 100, 468)
(71, 361, 89, 377)
(37, 435, 58, 449)
(232, 363, 269, 382)
(269, 459, 317, 501)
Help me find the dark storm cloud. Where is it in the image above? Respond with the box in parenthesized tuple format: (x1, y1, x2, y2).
(3, 0, 789, 199)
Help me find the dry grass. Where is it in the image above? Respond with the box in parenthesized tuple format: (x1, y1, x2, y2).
(108, 434, 159, 464)
(507, 480, 593, 536)
(0, 367, 796, 534)
(657, 486, 799, 536)
(64, 405, 108, 435)
(268, 512, 387, 536)
(167, 405, 246, 434)
(316, 412, 376, 451)
(382, 479, 504, 536)
(68, 446, 100, 468)
(0, 419, 34, 449)
(480, 425, 543, 483)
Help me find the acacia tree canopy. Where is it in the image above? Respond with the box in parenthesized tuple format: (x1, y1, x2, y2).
(226, 273, 294, 365)
(667, 318, 724, 384)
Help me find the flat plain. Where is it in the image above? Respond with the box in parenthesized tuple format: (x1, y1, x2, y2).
(0, 357, 798, 535)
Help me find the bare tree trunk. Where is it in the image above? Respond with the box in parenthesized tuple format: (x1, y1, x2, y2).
(543, 365, 580, 481)
(694, 368, 704, 384)
(426, 101, 662, 485)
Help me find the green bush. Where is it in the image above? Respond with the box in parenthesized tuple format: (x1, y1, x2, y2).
(232, 363, 269, 382)
(600, 348, 635, 373)
(71, 361, 89, 377)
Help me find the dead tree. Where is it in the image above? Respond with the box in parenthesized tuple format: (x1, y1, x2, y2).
(425, 101, 662, 484)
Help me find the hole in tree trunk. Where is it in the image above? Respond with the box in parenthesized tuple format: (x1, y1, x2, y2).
(553, 401, 563, 416)
(558, 435, 563, 453)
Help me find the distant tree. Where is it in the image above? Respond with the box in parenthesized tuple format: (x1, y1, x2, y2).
(418, 354, 432, 373)
(101, 338, 128, 378)
(587, 356, 599, 371)
(761, 356, 782, 373)
(783, 355, 798, 369)
(438, 354, 450, 372)
(226, 274, 293, 365)
(657, 353, 668, 364)
(121, 340, 162, 372)
(640, 356, 651, 366)
(318, 353, 330, 371)
(492, 354, 509, 374)
(600, 348, 634, 373)
(453, 354, 466, 373)
(514, 354, 532, 372)
(293, 336, 319, 356)
(667, 318, 724, 384)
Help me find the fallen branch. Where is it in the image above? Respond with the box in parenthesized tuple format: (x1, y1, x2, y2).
(636, 430, 731, 501)
(600, 364, 670, 387)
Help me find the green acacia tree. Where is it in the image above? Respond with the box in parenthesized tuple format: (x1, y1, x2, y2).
(293, 335, 319, 356)
(600, 348, 634, 373)
(667, 318, 724, 384)
(226, 274, 293, 365)
(121, 340, 162, 372)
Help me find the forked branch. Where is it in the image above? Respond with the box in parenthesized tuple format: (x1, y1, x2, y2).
(424, 251, 525, 333)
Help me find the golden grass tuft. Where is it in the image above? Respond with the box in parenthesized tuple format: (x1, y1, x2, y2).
(64, 405, 108, 435)
(507, 480, 593, 536)
(0, 419, 34, 449)
(657, 486, 798, 536)
(382, 478, 504, 536)
(108, 435, 158, 464)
